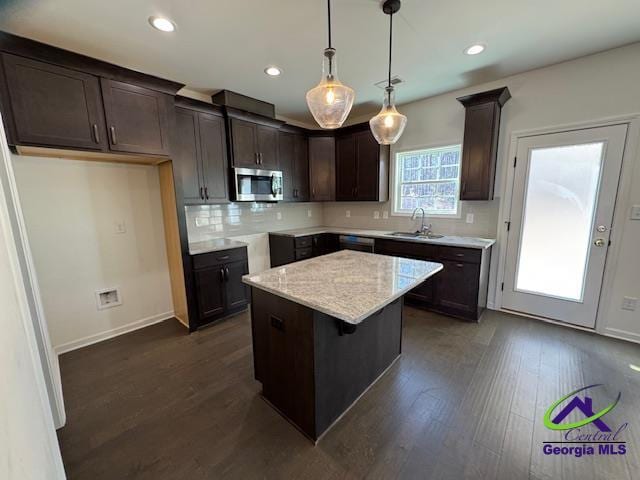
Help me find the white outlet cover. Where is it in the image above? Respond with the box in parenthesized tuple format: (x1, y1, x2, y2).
(383, 211, 389, 219)
(276, 212, 282, 220)
(95, 287, 122, 310)
(631, 205, 640, 220)
(307, 209, 312, 218)
(346, 210, 351, 218)
(466, 213, 474, 224)
(622, 297, 638, 311)
(373, 211, 380, 219)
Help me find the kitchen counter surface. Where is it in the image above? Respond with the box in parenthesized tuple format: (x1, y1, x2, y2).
(243, 250, 443, 324)
(270, 226, 495, 250)
(189, 238, 248, 255)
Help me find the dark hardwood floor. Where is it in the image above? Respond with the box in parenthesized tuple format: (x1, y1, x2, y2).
(57, 307, 640, 479)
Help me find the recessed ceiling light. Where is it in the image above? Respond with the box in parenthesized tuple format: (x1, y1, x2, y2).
(149, 16, 176, 33)
(464, 44, 486, 56)
(264, 66, 282, 77)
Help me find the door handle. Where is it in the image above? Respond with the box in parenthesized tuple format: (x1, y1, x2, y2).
(92, 124, 100, 144)
(200, 187, 204, 200)
(109, 126, 117, 145)
(594, 238, 606, 247)
(204, 187, 209, 200)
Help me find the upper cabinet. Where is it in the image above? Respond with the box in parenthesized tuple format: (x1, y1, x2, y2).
(336, 124, 390, 202)
(100, 79, 171, 156)
(174, 98, 228, 204)
(226, 109, 283, 170)
(1, 53, 107, 150)
(279, 128, 309, 202)
(309, 135, 336, 202)
(457, 87, 511, 201)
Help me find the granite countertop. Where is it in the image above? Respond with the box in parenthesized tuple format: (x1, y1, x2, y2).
(189, 238, 248, 255)
(242, 250, 443, 324)
(270, 226, 495, 250)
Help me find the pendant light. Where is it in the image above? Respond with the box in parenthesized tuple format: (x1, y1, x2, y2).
(369, 0, 407, 145)
(306, 0, 355, 129)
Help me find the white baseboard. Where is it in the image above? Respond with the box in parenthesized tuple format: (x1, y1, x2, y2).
(602, 327, 640, 345)
(54, 311, 175, 355)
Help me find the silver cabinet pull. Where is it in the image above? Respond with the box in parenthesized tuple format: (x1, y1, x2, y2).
(109, 126, 117, 145)
(199, 187, 204, 199)
(92, 124, 100, 144)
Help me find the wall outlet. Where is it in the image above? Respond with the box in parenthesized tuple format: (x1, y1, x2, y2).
(631, 205, 640, 220)
(114, 220, 126, 234)
(346, 210, 351, 218)
(95, 287, 122, 310)
(276, 212, 282, 220)
(622, 297, 638, 311)
(307, 209, 312, 218)
(373, 211, 380, 219)
(466, 213, 474, 224)
(383, 211, 389, 219)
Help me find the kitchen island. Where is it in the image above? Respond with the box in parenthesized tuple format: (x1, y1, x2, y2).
(242, 250, 443, 441)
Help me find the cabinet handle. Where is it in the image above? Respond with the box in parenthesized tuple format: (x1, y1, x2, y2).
(220, 268, 225, 281)
(455, 253, 464, 257)
(109, 126, 117, 145)
(92, 124, 100, 144)
(218, 255, 230, 261)
(462, 181, 466, 194)
(456, 263, 465, 268)
(204, 187, 209, 200)
(312, 187, 316, 198)
(255, 152, 259, 165)
(259, 152, 263, 165)
(199, 187, 204, 199)
(224, 267, 230, 281)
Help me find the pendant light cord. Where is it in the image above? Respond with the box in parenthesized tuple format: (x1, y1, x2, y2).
(327, 0, 332, 48)
(388, 11, 393, 88)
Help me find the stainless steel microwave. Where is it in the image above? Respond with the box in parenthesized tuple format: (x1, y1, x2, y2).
(233, 167, 283, 202)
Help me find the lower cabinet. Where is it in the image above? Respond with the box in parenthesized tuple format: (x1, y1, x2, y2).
(375, 238, 490, 322)
(269, 233, 339, 267)
(192, 247, 249, 328)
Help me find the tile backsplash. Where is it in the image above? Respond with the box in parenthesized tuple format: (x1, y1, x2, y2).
(185, 202, 324, 243)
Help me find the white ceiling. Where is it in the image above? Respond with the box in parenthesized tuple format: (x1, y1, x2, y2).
(1, 0, 639, 126)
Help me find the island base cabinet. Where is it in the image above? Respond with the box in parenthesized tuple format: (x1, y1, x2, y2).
(250, 288, 402, 441)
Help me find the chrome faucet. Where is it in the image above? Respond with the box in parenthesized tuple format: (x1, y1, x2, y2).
(411, 207, 432, 236)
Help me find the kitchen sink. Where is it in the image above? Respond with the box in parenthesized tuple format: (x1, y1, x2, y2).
(388, 232, 445, 240)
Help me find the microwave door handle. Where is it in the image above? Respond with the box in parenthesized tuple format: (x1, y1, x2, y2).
(271, 174, 277, 197)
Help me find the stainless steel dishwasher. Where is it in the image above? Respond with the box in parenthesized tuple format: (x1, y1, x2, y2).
(338, 235, 375, 253)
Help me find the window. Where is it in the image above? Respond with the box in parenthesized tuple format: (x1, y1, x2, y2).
(393, 144, 462, 216)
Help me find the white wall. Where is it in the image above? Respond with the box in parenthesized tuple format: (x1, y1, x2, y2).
(13, 156, 174, 353)
(328, 42, 640, 342)
(0, 151, 65, 478)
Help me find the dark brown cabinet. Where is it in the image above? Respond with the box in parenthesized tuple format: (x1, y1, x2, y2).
(269, 233, 339, 267)
(279, 129, 310, 202)
(457, 87, 511, 200)
(309, 135, 336, 201)
(174, 100, 229, 204)
(101, 78, 171, 156)
(336, 125, 390, 202)
(227, 110, 283, 170)
(375, 238, 490, 321)
(192, 247, 249, 328)
(1, 53, 107, 150)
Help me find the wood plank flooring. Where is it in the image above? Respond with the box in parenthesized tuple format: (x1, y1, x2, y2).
(57, 307, 640, 479)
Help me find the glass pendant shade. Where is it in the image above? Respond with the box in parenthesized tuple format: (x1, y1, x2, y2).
(306, 48, 355, 129)
(369, 86, 407, 145)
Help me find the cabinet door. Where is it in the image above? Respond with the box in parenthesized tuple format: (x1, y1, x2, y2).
(174, 107, 204, 204)
(2, 53, 106, 150)
(460, 102, 497, 200)
(199, 112, 229, 203)
(256, 124, 279, 169)
(436, 260, 480, 315)
(194, 267, 225, 321)
(101, 78, 170, 156)
(309, 136, 336, 201)
(336, 134, 357, 200)
(355, 131, 380, 201)
(278, 132, 296, 201)
(407, 278, 435, 304)
(230, 118, 257, 167)
(294, 134, 310, 201)
(224, 260, 249, 310)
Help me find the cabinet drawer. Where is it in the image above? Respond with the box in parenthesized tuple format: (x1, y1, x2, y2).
(375, 239, 439, 260)
(438, 246, 481, 264)
(295, 236, 313, 249)
(295, 247, 313, 261)
(192, 247, 247, 270)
